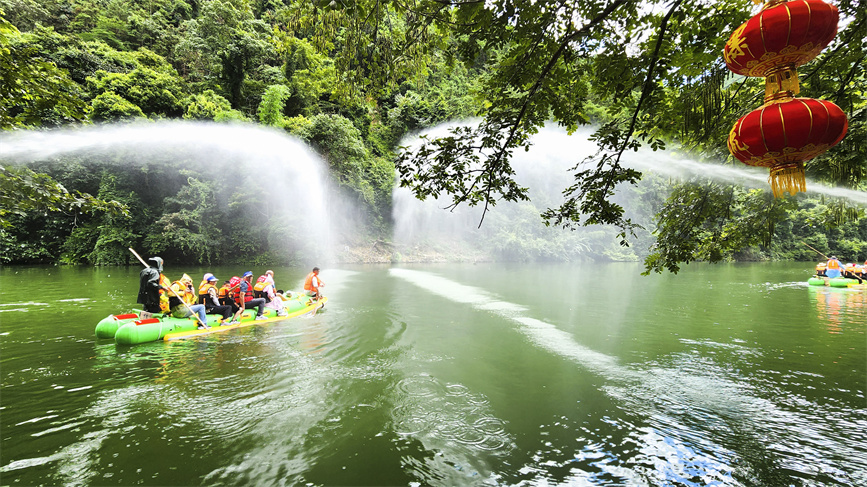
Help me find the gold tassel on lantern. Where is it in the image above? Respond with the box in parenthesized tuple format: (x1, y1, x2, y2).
(769, 162, 807, 197)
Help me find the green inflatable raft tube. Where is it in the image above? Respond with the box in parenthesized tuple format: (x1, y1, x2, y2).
(95, 295, 327, 345)
(807, 276, 861, 288)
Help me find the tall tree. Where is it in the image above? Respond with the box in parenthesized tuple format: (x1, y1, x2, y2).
(308, 0, 865, 270)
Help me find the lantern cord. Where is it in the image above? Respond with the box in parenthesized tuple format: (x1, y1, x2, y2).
(768, 163, 807, 197)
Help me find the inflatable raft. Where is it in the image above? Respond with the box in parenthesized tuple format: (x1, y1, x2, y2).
(807, 276, 863, 288)
(95, 295, 326, 345)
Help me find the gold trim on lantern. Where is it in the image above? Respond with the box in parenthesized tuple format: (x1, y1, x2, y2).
(725, 24, 749, 64)
(764, 64, 799, 103)
(761, 0, 788, 11)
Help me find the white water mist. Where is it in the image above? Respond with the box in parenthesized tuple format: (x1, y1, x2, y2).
(0, 121, 339, 262)
(393, 123, 866, 256)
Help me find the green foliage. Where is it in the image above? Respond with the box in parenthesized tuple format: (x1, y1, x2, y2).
(0, 165, 129, 228)
(87, 62, 185, 117)
(1, 0, 864, 270)
(90, 91, 146, 121)
(0, 15, 88, 128)
(257, 84, 292, 126)
(145, 176, 226, 264)
(182, 89, 248, 121)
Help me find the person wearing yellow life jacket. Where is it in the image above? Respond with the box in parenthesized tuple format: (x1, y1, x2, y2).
(169, 274, 208, 327)
(158, 273, 171, 313)
(199, 273, 234, 323)
(253, 271, 272, 301)
(304, 267, 324, 300)
(239, 271, 267, 320)
(815, 262, 827, 277)
(826, 256, 842, 278)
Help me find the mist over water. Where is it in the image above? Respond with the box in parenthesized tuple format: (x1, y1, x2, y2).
(393, 123, 866, 253)
(0, 121, 339, 262)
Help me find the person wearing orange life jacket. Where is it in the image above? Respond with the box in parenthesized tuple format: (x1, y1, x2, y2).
(815, 262, 827, 277)
(239, 271, 267, 320)
(304, 267, 324, 300)
(198, 273, 233, 323)
(169, 274, 208, 327)
(825, 256, 842, 278)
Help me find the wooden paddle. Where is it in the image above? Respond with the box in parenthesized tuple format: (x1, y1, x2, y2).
(129, 248, 209, 329)
(802, 241, 829, 260)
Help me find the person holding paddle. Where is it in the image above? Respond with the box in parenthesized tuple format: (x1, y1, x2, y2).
(137, 256, 168, 319)
(169, 274, 209, 328)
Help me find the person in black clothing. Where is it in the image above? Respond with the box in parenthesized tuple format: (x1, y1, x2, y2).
(137, 256, 165, 318)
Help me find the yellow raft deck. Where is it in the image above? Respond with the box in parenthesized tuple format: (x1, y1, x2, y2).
(163, 296, 327, 341)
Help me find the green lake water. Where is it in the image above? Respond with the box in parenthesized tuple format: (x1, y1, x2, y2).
(1, 262, 864, 486)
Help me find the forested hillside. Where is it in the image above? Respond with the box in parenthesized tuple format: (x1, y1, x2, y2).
(1, 0, 864, 269)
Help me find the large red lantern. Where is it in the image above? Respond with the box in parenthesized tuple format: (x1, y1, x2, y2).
(724, 0, 839, 77)
(722, 0, 848, 197)
(727, 98, 849, 196)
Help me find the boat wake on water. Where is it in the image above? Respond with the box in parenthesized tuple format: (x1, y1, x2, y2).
(389, 268, 867, 485)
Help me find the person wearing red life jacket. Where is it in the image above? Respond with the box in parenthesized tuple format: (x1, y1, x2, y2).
(219, 277, 243, 323)
(304, 267, 324, 300)
(239, 271, 267, 320)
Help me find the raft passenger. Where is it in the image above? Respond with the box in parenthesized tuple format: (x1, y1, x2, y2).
(219, 277, 243, 323)
(199, 273, 233, 324)
(169, 273, 208, 328)
(826, 256, 842, 278)
(239, 271, 267, 320)
(304, 267, 324, 300)
(137, 256, 167, 318)
(842, 263, 863, 284)
(815, 262, 827, 277)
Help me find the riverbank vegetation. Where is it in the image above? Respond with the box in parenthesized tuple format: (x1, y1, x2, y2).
(1, 0, 864, 269)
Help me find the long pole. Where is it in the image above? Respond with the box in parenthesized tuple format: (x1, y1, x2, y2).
(802, 242, 829, 260)
(129, 248, 208, 328)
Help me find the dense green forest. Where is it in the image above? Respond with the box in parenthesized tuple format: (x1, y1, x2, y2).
(1, 0, 864, 270)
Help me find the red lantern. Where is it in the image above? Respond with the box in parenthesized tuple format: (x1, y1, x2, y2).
(724, 0, 839, 78)
(727, 97, 848, 196)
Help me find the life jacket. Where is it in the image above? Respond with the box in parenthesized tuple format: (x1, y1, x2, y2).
(304, 272, 318, 292)
(158, 274, 171, 312)
(844, 263, 855, 272)
(253, 279, 268, 292)
(827, 259, 840, 270)
(238, 279, 255, 303)
(170, 278, 195, 307)
(198, 281, 217, 305)
(816, 263, 826, 271)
